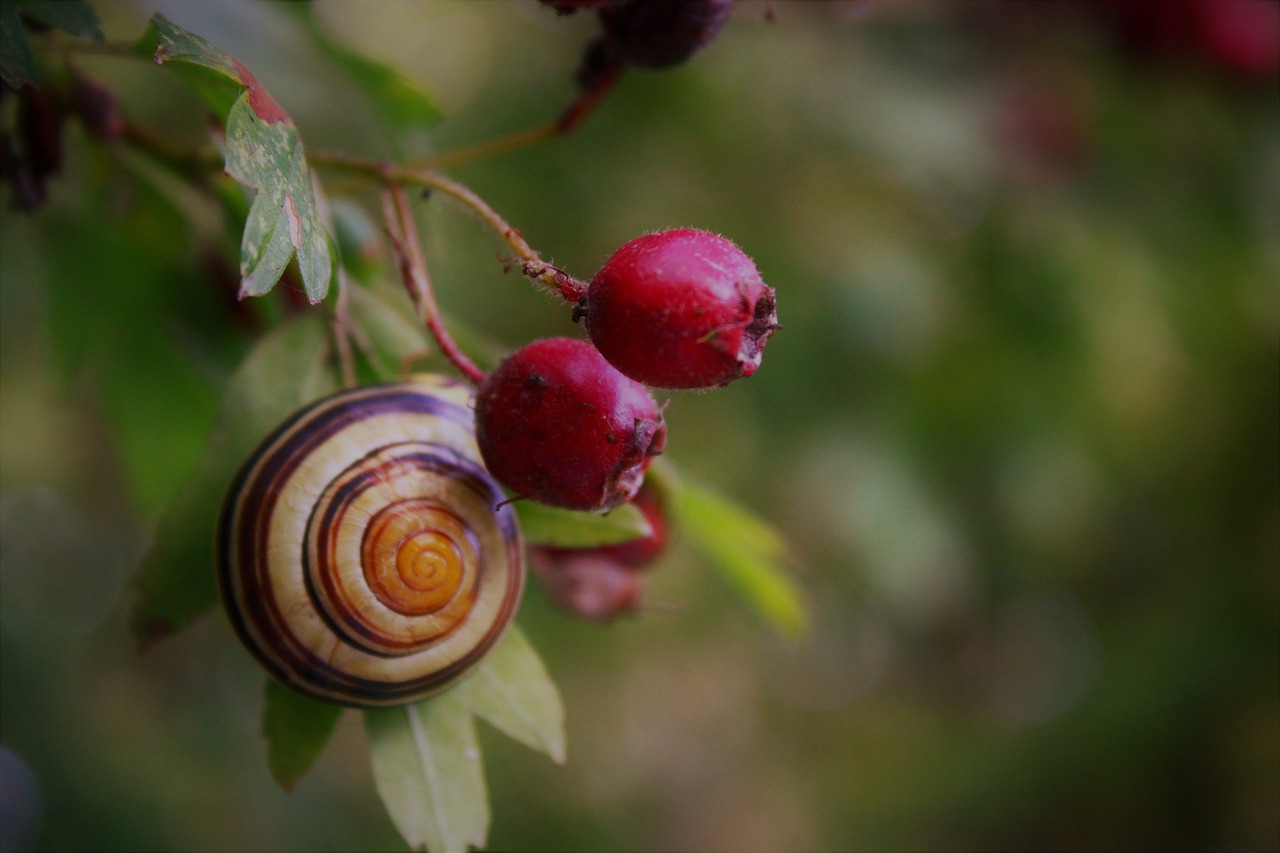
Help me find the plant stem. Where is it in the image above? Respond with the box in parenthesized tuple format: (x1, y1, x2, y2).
(383, 184, 487, 386)
(404, 54, 625, 172)
(313, 153, 588, 301)
(331, 272, 358, 387)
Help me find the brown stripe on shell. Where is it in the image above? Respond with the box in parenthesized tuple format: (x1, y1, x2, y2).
(216, 379, 524, 708)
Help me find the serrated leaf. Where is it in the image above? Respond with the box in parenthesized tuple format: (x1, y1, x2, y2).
(516, 500, 653, 548)
(366, 693, 489, 853)
(454, 627, 565, 764)
(264, 680, 343, 791)
(151, 15, 332, 302)
(130, 315, 335, 649)
(674, 480, 808, 639)
(0, 5, 36, 88)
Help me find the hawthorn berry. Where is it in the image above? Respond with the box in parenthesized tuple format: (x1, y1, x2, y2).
(584, 228, 778, 389)
(531, 550, 647, 620)
(475, 338, 667, 511)
(599, 0, 734, 68)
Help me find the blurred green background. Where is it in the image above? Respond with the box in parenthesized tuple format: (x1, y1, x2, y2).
(2, 1, 1278, 850)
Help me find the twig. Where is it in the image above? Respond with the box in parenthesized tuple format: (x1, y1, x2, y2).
(313, 153, 588, 301)
(383, 184, 487, 386)
(405, 51, 625, 172)
(331, 272, 358, 387)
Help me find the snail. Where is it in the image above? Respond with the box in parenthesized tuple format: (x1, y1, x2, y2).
(216, 375, 525, 708)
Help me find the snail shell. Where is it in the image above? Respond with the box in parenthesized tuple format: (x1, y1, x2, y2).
(217, 375, 524, 708)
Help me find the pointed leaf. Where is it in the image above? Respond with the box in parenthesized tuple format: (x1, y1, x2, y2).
(454, 627, 565, 764)
(516, 500, 653, 548)
(151, 15, 332, 301)
(366, 694, 489, 853)
(150, 15, 244, 81)
(264, 680, 343, 791)
(130, 315, 335, 649)
(674, 480, 808, 639)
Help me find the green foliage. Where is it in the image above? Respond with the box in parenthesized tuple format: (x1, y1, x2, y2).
(0, 0, 101, 87)
(366, 693, 490, 853)
(151, 16, 333, 302)
(663, 468, 807, 638)
(453, 627, 566, 765)
(515, 500, 653, 549)
(130, 315, 335, 648)
(303, 13, 443, 133)
(263, 680, 343, 792)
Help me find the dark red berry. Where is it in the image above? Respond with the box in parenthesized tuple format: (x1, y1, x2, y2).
(585, 229, 778, 389)
(531, 482, 667, 619)
(476, 338, 667, 511)
(531, 550, 646, 620)
(599, 0, 734, 68)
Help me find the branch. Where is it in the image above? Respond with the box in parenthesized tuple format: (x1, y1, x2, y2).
(383, 184, 487, 386)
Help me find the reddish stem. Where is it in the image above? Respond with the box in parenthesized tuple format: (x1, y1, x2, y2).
(384, 184, 487, 386)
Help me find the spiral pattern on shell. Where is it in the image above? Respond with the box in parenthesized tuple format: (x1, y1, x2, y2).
(217, 376, 524, 708)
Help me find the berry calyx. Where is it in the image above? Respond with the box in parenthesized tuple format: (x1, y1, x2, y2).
(585, 228, 778, 389)
(599, 0, 734, 68)
(475, 338, 667, 511)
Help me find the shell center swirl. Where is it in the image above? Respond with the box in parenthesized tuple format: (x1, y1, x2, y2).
(363, 500, 468, 615)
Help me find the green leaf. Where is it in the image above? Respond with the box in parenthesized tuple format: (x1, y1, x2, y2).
(306, 17, 442, 132)
(151, 15, 333, 302)
(0, 5, 36, 88)
(129, 315, 336, 649)
(2, 0, 104, 87)
(264, 680, 343, 791)
(454, 627, 565, 764)
(16, 0, 103, 41)
(346, 282, 429, 379)
(366, 693, 489, 853)
(332, 199, 386, 285)
(515, 500, 653, 548)
(674, 479, 808, 639)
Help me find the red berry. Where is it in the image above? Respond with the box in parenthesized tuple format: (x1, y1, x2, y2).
(598, 0, 733, 68)
(531, 482, 667, 619)
(476, 338, 667, 511)
(585, 229, 778, 389)
(530, 550, 646, 620)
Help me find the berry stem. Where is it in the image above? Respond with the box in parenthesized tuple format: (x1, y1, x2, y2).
(312, 152, 588, 301)
(403, 55, 624, 171)
(383, 183, 488, 386)
(407, 169, 588, 301)
(330, 271, 359, 387)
